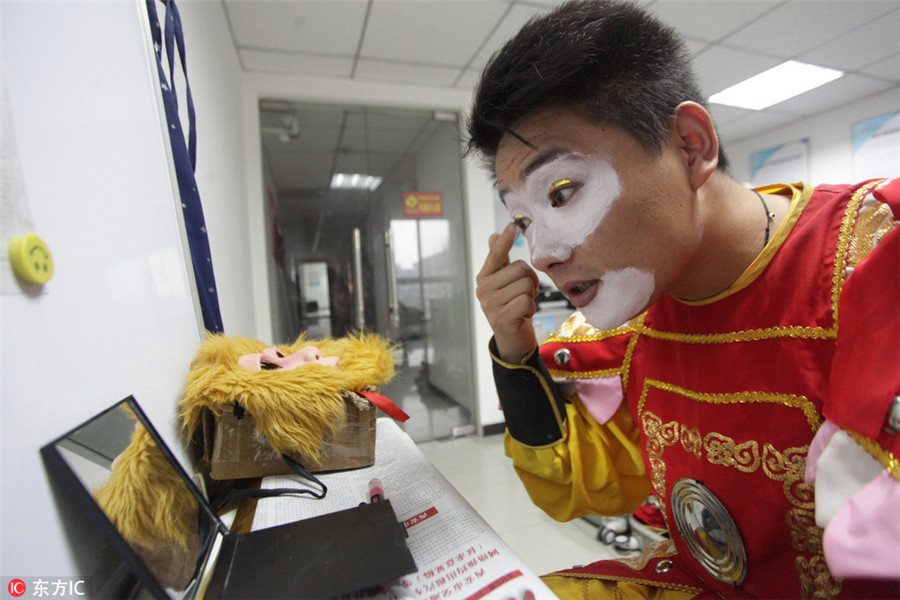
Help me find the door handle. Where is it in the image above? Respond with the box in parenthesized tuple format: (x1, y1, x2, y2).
(352, 228, 365, 330)
(384, 229, 400, 334)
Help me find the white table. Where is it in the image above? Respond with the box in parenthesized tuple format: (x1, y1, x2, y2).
(252, 419, 558, 600)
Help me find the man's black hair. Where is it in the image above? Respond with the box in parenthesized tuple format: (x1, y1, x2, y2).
(466, 0, 728, 171)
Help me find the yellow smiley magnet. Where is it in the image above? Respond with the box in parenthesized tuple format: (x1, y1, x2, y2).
(8, 233, 54, 284)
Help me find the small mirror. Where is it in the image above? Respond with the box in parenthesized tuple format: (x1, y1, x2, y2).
(42, 397, 223, 599)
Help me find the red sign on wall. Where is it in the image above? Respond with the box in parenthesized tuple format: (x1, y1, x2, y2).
(403, 191, 443, 217)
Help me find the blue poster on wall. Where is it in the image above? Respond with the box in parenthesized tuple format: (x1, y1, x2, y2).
(853, 111, 900, 180)
(749, 139, 809, 187)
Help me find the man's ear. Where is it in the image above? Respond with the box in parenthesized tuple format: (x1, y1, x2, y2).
(672, 101, 719, 191)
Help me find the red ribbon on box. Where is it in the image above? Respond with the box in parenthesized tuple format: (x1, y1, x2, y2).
(357, 390, 410, 422)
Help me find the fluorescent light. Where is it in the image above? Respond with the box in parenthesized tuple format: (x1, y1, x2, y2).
(709, 60, 844, 111)
(330, 173, 382, 191)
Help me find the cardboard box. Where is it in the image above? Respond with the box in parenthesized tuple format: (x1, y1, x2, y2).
(207, 393, 376, 480)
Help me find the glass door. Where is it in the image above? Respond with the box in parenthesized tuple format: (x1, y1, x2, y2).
(260, 102, 476, 441)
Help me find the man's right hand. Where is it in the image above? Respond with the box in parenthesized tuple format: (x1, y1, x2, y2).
(476, 222, 540, 364)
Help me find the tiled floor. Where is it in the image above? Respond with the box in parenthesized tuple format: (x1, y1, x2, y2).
(416, 432, 619, 578)
(384, 342, 475, 443)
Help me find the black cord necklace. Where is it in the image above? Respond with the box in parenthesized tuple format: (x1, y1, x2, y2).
(754, 190, 775, 247)
(676, 190, 776, 302)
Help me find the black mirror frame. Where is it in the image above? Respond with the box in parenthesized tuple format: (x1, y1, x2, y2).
(40, 395, 226, 600)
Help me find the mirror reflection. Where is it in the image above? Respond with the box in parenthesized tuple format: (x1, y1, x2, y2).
(52, 400, 216, 597)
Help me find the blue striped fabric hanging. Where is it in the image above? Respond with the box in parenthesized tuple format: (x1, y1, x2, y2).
(145, 0, 224, 334)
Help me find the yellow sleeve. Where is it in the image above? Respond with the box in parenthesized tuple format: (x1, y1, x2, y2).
(504, 397, 649, 521)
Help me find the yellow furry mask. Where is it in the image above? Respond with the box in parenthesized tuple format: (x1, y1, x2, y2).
(94, 412, 200, 590)
(90, 334, 400, 590)
(179, 332, 400, 463)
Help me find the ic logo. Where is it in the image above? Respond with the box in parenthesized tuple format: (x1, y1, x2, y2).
(7, 579, 26, 597)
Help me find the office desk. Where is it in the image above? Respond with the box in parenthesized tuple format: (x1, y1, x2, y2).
(249, 419, 557, 600)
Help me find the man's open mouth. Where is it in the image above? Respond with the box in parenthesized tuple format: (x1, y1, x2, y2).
(570, 281, 594, 293)
(563, 280, 600, 308)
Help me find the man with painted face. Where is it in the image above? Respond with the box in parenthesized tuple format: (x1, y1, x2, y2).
(468, 1, 899, 598)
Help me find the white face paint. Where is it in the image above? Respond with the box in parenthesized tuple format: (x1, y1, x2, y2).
(502, 152, 621, 264)
(580, 267, 655, 330)
(502, 151, 656, 330)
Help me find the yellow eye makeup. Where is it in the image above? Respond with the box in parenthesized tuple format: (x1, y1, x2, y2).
(548, 178, 578, 207)
(512, 214, 532, 231)
(549, 179, 573, 193)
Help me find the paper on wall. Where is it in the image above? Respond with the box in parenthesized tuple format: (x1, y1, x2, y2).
(1, 68, 39, 296)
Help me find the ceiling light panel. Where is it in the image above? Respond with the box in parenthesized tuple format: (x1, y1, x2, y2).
(709, 60, 844, 111)
(331, 173, 382, 191)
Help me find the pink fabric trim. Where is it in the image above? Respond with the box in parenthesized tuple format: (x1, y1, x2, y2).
(805, 420, 841, 483)
(823, 470, 900, 579)
(574, 376, 624, 425)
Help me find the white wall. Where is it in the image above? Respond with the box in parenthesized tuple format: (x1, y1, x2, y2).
(462, 154, 507, 431)
(723, 85, 900, 185)
(1, 0, 200, 578)
(0, 0, 252, 580)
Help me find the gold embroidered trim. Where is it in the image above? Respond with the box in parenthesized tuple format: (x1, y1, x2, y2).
(641, 412, 818, 502)
(640, 410, 842, 598)
(621, 313, 646, 392)
(639, 325, 835, 345)
(787, 507, 822, 554)
(845, 429, 900, 479)
(545, 311, 640, 343)
(548, 367, 623, 379)
(796, 555, 844, 600)
(847, 192, 900, 269)
(832, 179, 884, 326)
(638, 379, 823, 432)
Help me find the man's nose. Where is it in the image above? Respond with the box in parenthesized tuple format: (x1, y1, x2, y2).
(529, 231, 572, 272)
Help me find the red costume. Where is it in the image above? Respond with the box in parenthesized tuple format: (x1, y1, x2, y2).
(494, 180, 899, 598)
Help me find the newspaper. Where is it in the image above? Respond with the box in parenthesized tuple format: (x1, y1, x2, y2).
(252, 419, 558, 600)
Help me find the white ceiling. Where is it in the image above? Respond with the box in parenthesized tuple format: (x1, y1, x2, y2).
(223, 0, 900, 208)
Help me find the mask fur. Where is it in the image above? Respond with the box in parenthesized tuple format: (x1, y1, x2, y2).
(94, 414, 200, 589)
(179, 332, 396, 462)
